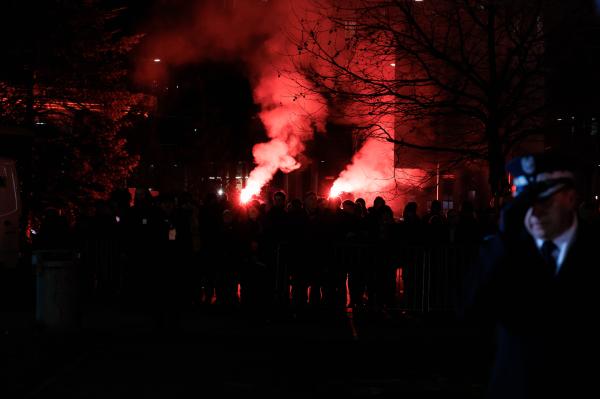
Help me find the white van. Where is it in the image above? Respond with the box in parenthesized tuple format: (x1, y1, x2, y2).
(0, 157, 20, 268)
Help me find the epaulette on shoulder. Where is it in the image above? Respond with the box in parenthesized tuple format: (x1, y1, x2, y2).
(482, 234, 497, 242)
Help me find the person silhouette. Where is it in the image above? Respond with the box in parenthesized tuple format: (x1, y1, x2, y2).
(464, 152, 599, 398)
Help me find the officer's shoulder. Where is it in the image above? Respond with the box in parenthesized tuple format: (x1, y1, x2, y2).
(478, 233, 505, 254)
(482, 233, 498, 243)
(479, 231, 529, 256)
(481, 232, 506, 245)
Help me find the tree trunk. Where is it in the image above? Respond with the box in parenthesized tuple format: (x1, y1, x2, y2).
(24, 67, 35, 128)
(487, 122, 507, 209)
(486, 5, 507, 209)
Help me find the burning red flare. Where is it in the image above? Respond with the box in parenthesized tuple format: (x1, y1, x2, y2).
(329, 183, 353, 199)
(330, 138, 429, 208)
(240, 181, 261, 204)
(329, 137, 396, 203)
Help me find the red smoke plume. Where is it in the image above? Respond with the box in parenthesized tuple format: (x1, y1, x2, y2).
(242, 68, 326, 203)
(137, 1, 426, 210)
(136, 1, 327, 204)
(329, 137, 395, 202)
(329, 134, 427, 206)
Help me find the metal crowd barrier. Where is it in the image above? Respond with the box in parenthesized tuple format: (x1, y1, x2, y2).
(79, 239, 125, 301)
(275, 241, 479, 313)
(424, 245, 479, 312)
(78, 237, 479, 314)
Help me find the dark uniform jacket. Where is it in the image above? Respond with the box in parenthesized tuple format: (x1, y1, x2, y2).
(466, 220, 599, 398)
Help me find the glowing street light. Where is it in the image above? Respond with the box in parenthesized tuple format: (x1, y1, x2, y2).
(153, 58, 161, 63)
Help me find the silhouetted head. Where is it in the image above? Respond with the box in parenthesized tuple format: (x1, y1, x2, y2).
(373, 196, 385, 209)
(430, 200, 442, 215)
(381, 205, 394, 223)
(273, 191, 286, 208)
(403, 202, 418, 221)
(158, 193, 176, 214)
(459, 201, 475, 219)
(110, 188, 132, 209)
(342, 199, 356, 213)
(304, 192, 318, 212)
(134, 188, 152, 206)
(204, 192, 218, 206)
(288, 198, 303, 212)
(222, 209, 234, 224)
(329, 196, 342, 211)
(247, 203, 260, 221)
(354, 198, 366, 216)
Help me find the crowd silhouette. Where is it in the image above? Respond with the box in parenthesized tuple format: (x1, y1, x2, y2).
(32, 187, 600, 322)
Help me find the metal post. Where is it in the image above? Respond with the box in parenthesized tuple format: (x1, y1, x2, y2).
(436, 162, 440, 201)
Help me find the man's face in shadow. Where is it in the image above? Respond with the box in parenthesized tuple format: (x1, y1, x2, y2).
(273, 193, 286, 208)
(525, 188, 577, 240)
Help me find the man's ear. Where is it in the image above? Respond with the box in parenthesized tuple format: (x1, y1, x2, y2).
(565, 188, 578, 209)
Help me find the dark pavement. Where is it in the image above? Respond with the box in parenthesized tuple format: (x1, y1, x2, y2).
(1, 306, 490, 398)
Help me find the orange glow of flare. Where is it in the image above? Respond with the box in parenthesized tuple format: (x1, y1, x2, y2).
(328, 137, 396, 204)
(240, 181, 262, 204)
(329, 181, 354, 199)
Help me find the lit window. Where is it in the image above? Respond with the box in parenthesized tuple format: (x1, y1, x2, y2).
(345, 20, 357, 39)
(442, 199, 453, 212)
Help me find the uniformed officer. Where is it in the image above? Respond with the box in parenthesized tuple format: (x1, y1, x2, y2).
(464, 152, 599, 398)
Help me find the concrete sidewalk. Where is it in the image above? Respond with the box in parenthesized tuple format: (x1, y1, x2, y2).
(2, 306, 488, 398)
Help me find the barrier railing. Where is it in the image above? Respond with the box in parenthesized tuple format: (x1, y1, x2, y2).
(275, 241, 479, 313)
(77, 237, 479, 314)
(79, 239, 125, 301)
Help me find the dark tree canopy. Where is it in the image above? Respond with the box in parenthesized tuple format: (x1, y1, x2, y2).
(0, 0, 153, 217)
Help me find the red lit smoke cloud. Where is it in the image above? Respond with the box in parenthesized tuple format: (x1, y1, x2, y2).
(137, 1, 422, 207)
(330, 133, 427, 206)
(330, 137, 396, 205)
(136, 1, 327, 203)
(244, 67, 326, 202)
(328, 112, 421, 206)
